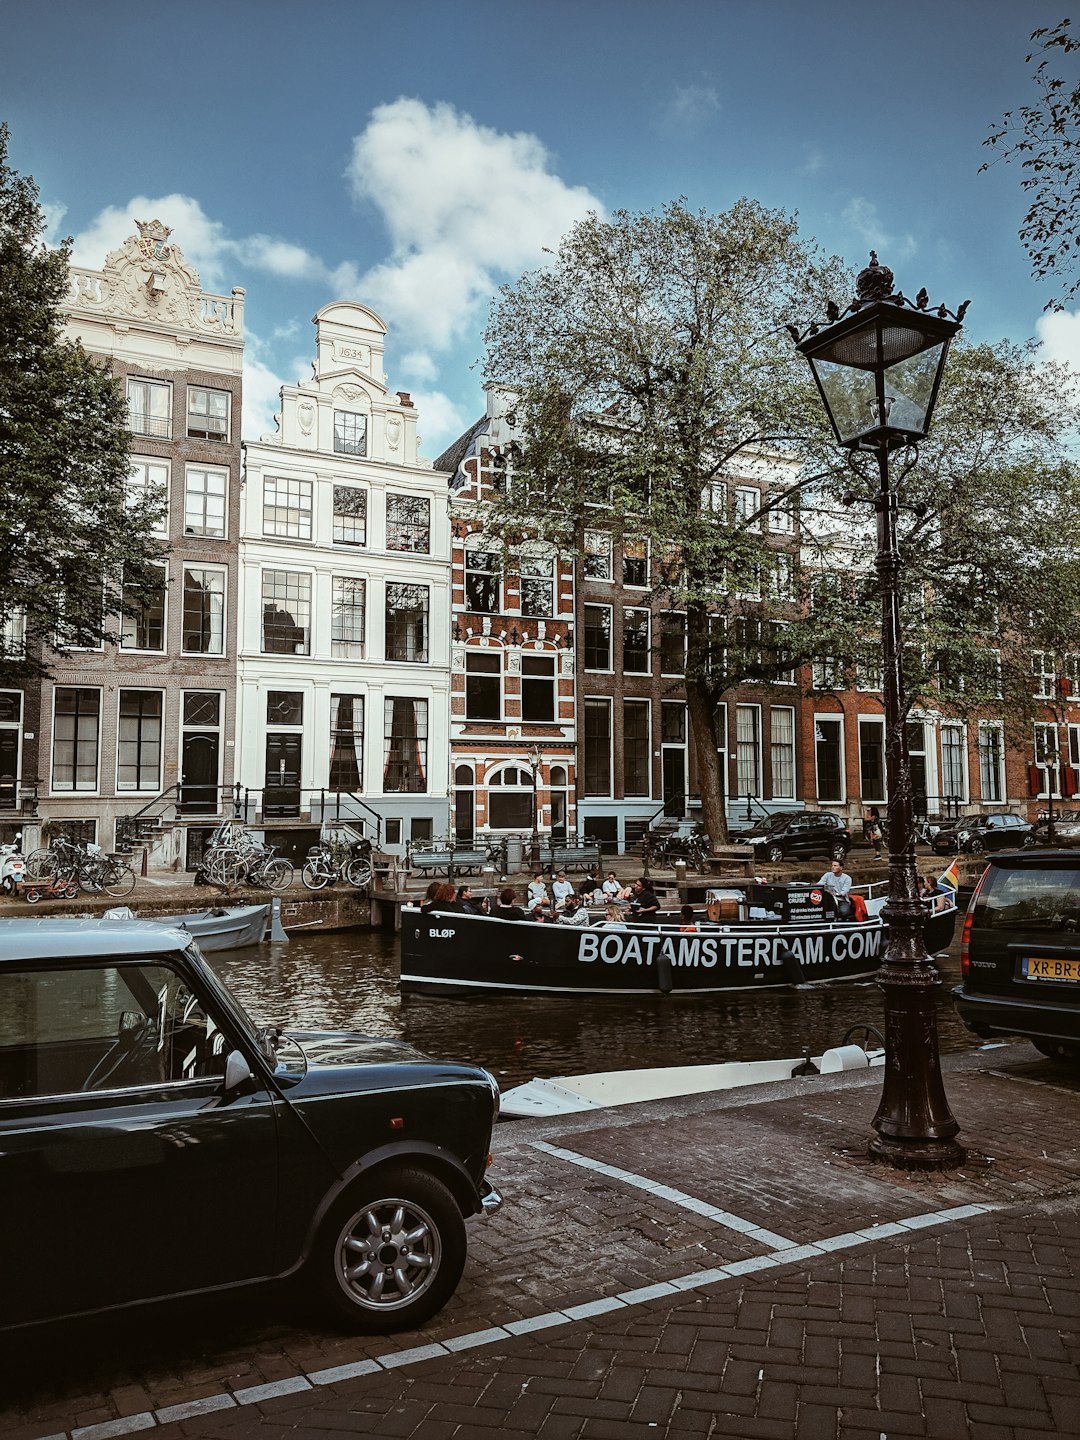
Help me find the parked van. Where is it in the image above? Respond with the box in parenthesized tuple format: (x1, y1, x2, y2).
(953, 852, 1080, 1062)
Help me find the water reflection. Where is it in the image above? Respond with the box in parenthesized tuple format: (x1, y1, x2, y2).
(209, 930, 976, 1087)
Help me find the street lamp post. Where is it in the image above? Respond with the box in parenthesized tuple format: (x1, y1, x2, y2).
(527, 743, 542, 871)
(791, 253, 968, 1170)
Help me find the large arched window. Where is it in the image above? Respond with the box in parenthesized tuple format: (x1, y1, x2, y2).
(487, 764, 534, 830)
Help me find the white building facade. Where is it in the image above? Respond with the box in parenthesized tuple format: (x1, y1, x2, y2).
(237, 303, 451, 854)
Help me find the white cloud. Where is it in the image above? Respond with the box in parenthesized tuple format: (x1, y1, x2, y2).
(798, 147, 824, 177)
(41, 200, 68, 245)
(1035, 309, 1080, 369)
(841, 198, 917, 264)
(401, 349, 439, 381)
(346, 98, 603, 350)
(657, 83, 722, 138)
(409, 388, 467, 453)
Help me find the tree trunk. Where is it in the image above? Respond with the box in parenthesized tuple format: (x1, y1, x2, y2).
(685, 679, 730, 850)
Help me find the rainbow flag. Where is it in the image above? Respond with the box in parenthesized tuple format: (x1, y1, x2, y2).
(936, 859, 960, 895)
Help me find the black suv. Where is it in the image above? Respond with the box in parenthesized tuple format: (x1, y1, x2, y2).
(953, 852, 1080, 1062)
(931, 812, 1036, 856)
(740, 812, 852, 865)
(0, 918, 501, 1332)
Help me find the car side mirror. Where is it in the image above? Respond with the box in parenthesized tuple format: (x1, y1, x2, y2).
(223, 1049, 253, 1093)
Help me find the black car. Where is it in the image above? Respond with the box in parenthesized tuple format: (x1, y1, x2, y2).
(740, 811, 852, 865)
(0, 918, 501, 1332)
(953, 852, 1080, 1063)
(930, 811, 1036, 856)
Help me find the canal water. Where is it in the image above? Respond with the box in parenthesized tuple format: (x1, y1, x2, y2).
(210, 926, 978, 1089)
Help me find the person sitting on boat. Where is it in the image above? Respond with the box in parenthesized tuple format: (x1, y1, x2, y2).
(527, 873, 548, 907)
(578, 869, 600, 898)
(818, 860, 852, 899)
(602, 871, 629, 903)
(552, 871, 574, 910)
(629, 877, 660, 921)
(556, 895, 591, 927)
(456, 884, 482, 915)
(492, 886, 526, 920)
(678, 904, 698, 933)
(528, 896, 553, 921)
(595, 903, 628, 931)
(428, 882, 459, 913)
(417, 881, 442, 914)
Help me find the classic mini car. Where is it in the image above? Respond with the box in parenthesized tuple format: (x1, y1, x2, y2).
(930, 812, 1036, 856)
(953, 852, 1080, 1063)
(0, 918, 501, 1332)
(740, 811, 852, 864)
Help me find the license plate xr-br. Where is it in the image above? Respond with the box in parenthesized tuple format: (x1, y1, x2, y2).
(1022, 955, 1080, 983)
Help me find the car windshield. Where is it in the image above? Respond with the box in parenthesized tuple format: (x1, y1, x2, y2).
(756, 814, 794, 832)
(977, 866, 1080, 931)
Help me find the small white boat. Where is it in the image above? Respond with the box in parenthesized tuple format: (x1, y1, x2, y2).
(101, 902, 277, 951)
(499, 1041, 885, 1119)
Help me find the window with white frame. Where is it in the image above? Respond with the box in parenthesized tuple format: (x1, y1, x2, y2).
(383, 697, 427, 792)
(117, 690, 163, 791)
(583, 530, 612, 580)
(623, 699, 651, 797)
(858, 716, 886, 804)
(770, 621, 796, 684)
(519, 554, 554, 616)
(187, 387, 230, 442)
(623, 608, 651, 674)
(856, 653, 883, 691)
(52, 687, 100, 792)
(120, 563, 166, 651)
(735, 487, 759, 526)
(701, 481, 725, 513)
(1033, 650, 1057, 699)
(386, 494, 431, 554)
(1068, 723, 1080, 796)
(333, 486, 367, 546)
(583, 698, 612, 796)
(1034, 722, 1062, 797)
(2, 609, 26, 660)
(1066, 653, 1080, 699)
(978, 721, 1006, 804)
(465, 548, 500, 613)
(584, 605, 612, 670)
(622, 537, 649, 588)
(465, 652, 501, 720)
(128, 459, 169, 535)
(263, 477, 313, 541)
(184, 466, 227, 538)
(770, 706, 796, 800)
(940, 723, 968, 804)
(261, 570, 311, 655)
(521, 654, 556, 722)
(329, 695, 364, 791)
(334, 411, 367, 457)
(660, 611, 686, 675)
(769, 552, 795, 601)
(736, 704, 762, 799)
(815, 716, 844, 803)
(768, 498, 794, 533)
(127, 377, 171, 439)
(385, 583, 429, 663)
(182, 567, 225, 654)
(331, 576, 366, 658)
(486, 765, 534, 829)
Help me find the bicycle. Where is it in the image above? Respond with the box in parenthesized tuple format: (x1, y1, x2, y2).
(24, 835, 84, 884)
(78, 851, 137, 898)
(302, 836, 373, 891)
(196, 827, 294, 891)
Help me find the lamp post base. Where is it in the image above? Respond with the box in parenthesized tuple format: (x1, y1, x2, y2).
(868, 952, 966, 1171)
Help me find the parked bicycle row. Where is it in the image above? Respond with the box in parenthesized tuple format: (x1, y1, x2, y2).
(194, 822, 373, 893)
(4, 834, 137, 902)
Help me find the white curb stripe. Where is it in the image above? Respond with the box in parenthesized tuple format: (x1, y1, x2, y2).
(46, 1199, 998, 1440)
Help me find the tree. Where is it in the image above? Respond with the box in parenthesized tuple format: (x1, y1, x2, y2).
(482, 199, 848, 848)
(983, 18, 1080, 308)
(483, 201, 1080, 849)
(0, 122, 164, 686)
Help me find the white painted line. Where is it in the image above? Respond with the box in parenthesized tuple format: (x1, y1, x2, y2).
(308, 1359, 382, 1386)
(531, 1140, 796, 1249)
(232, 1376, 312, 1405)
(48, 1198, 1003, 1440)
(154, 1395, 236, 1423)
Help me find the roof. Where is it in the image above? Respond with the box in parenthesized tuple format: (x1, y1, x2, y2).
(0, 917, 195, 964)
(434, 416, 486, 475)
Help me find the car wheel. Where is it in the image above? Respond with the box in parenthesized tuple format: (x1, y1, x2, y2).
(314, 1165, 467, 1333)
(1021, 832, 1037, 848)
(830, 843, 848, 862)
(766, 843, 785, 864)
(966, 836, 985, 856)
(1032, 1037, 1080, 1064)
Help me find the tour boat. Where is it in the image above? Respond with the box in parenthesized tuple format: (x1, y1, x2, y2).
(399, 882, 957, 997)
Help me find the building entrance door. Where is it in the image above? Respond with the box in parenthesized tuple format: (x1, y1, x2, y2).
(264, 734, 302, 818)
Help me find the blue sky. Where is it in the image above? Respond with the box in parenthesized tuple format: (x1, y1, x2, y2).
(3, 0, 1073, 454)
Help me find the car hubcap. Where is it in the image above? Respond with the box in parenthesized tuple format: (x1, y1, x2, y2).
(337, 1197, 440, 1310)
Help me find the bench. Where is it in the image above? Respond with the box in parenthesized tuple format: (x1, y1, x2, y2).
(546, 844, 602, 874)
(408, 848, 490, 877)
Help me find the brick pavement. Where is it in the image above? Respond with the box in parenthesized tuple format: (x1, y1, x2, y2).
(6, 1044, 1080, 1440)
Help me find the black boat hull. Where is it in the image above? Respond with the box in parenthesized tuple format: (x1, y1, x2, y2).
(400, 908, 958, 996)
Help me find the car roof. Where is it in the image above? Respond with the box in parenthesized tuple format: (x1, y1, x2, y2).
(0, 917, 195, 964)
(984, 851, 1080, 868)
